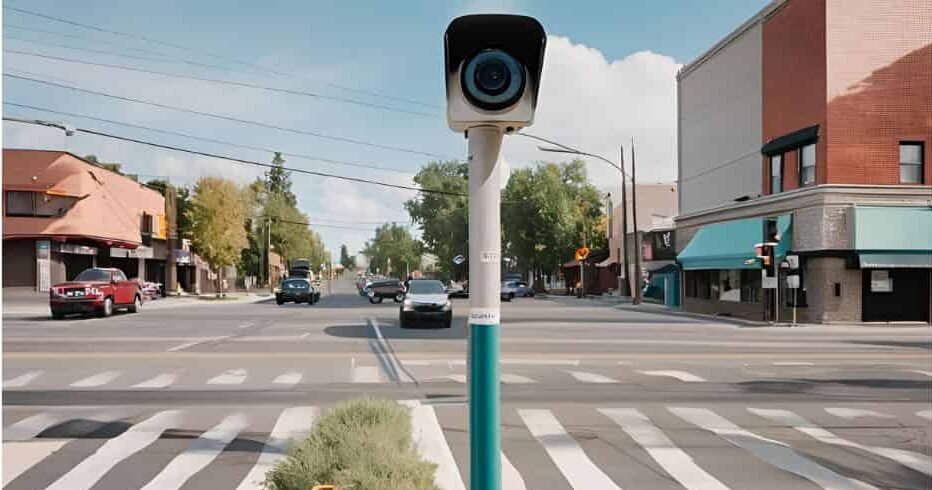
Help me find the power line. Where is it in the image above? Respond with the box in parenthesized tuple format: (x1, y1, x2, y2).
(3, 5, 441, 109)
(678, 149, 759, 183)
(4, 73, 448, 159)
(3, 101, 416, 175)
(266, 216, 406, 231)
(3, 116, 468, 198)
(5, 48, 436, 117)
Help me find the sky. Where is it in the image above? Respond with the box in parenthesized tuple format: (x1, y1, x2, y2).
(2, 0, 770, 258)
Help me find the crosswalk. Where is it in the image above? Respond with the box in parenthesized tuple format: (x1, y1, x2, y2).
(3, 403, 929, 489)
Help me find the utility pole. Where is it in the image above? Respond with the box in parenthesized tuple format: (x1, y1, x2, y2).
(620, 146, 631, 297)
(631, 138, 642, 305)
(267, 217, 272, 294)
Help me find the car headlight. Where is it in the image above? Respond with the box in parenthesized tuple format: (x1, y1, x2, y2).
(441, 300, 452, 311)
(403, 299, 413, 311)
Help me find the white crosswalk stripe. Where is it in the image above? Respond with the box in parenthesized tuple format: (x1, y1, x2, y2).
(236, 407, 319, 490)
(132, 373, 178, 389)
(501, 451, 527, 490)
(501, 373, 536, 384)
(140, 413, 249, 490)
(600, 408, 730, 490)
(3, 440, 69, 485)
(671, 407, 878, 490)
(567, 371, 619, 383)
(750, 408, 932, 476)
(824, 408, 894, 420)
(272, 371, 303, 386)
(3, 407, 130, 441)
(45, 410, 183, 490)
(917, 410, 932, 421)
(908, 370, 932, 377)
(207, 368, 247, 385)
(3, 370, 43, 388)
(70, 370, 121, 388)
(518, 408, 621, 489)
(639, 370, 707, 382)
(404, 400, 465, 490)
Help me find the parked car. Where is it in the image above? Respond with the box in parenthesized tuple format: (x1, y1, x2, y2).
(275, 278, 320, 305)
(50, 267, 142, 319)
(400, 279, 452, 328)
(501, 280, 534, 300)
(445, 282, 468, 298)
(365, 279, 406, 304)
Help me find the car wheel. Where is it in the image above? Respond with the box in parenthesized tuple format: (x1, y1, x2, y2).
(128, 295, 141, 313)
(394, 292, 405, 303)
(509, 292, 515, 300)
(51, 311, 65, 320)
(276, 298, 284, 305)
(100, 297, 113, 317)
(369, 296, 382, 304)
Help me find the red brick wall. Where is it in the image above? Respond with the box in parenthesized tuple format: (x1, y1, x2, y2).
(762, 0, 828, 194)
(825, 0, 932, 185)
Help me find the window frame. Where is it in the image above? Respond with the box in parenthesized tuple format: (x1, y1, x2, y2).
(799, 143, 816, 187)
(770, 153, 783, 194)
(899, 141, 925, 184)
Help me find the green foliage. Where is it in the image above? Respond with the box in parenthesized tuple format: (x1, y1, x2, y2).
(363, 223, 422, 278)
(404, 161, 468, 280)
(340, 244, 356, 271)
(265, 152, 297, 207)
(262, 399, 438, 490)
(188, 177, 248, 274)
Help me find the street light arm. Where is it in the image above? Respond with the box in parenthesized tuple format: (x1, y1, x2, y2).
(522, 132, 628, 178)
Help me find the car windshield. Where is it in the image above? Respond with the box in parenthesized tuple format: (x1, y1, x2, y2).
(282, 280, 308, 288)
(407, 281, 445, 295)
(74, 269, 111, 282)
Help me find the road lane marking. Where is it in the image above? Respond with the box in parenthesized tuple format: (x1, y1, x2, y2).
(299, 332, 312, 339)
(773, 362, 815, 366)
(501, 373, 536, 384)
(639, 370, 707, 382)
(403, 400, 465, 490)
(567, 371, 619, 384)
(824, 408, 894, 420)
(237, 322, 256, 329)
(400, 359, 580, 366)
(140, 413, 249, 490)
(518, 409, 621, 489)
(916, 410, 931, 421)
(45, 410, 183, 490)
(132, 373, 178, 389)
(502, 451, 527, 490)
(166, 335, 233, 352)
(599, 408, 730, 490)
(272, 371, 303, 386)
(207, 369, 247, 385)
(908, 370, 932, 377)
(750, 408, 932, 476)
(70, 370, 121, 388)
(3, 439, 70, 485)
(3, 370, 43, 388)
(235, 407, 319, 490)
(4, 412, 69, 442)
(367, 318, 412, 383)
(670, 407, 878, 490)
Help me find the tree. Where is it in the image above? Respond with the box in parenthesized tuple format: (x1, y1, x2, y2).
(265, 152, 296, 207)
(363, 223, 422, 278)
(404, 161, 468, 280)
(188, 177, 248, 294)
(340, 244, 356, 271)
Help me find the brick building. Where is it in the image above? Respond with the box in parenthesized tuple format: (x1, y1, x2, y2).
(675, 0, 931, 323)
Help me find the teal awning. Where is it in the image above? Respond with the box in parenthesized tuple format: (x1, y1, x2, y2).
(678, 215, 791, 270)
(851, 206, 932, 268)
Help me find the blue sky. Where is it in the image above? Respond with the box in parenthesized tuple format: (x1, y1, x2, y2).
(2, 0, 769, 256)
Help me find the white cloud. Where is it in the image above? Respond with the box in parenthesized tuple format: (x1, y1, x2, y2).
(504, 36, 681, 192)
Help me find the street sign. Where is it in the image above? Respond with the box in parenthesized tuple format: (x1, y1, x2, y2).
(575, 247, 590, 261)
(453, 254, 466, 265)
(785, 255, 799, 269)
(786, 274, 800, 289)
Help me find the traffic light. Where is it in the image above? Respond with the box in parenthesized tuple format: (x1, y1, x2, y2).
(755, 243, 772, 266)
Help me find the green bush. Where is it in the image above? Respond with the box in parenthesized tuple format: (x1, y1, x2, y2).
(263, 398, 439, 490)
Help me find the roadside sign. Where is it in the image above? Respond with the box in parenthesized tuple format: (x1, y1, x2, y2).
(453, 254, 466, 265)
(575, 247, 590, 261)
(786, 274, 800, 289)
(785, 255, 799, 269)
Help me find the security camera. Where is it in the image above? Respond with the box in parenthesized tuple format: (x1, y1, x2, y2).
(444, 14, 546, 133)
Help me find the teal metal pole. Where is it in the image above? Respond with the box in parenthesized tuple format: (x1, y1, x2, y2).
(467, 125, 503, 490)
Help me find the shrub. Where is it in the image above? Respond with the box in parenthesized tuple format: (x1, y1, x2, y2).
(263, 398, 439, 490)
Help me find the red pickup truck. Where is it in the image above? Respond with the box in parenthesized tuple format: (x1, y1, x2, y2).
(50, 267, 143, 319)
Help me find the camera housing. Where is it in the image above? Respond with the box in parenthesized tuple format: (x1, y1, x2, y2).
(444, 14, 546, 133)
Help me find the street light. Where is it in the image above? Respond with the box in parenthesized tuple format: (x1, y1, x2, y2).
(529, 134, 639, 303)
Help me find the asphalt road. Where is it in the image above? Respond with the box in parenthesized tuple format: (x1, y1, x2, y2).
(3, 279, 931, 489)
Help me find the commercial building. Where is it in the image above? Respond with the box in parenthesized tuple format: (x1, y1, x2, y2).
(675, 0, 931, 323)
(3, 150, 176, 291)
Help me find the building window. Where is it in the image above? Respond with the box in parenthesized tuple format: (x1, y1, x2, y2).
(740, 270, 761, 303)
(799, 143, 816, 186)
(770, 154, 783, 193)
(4, 191, 75, 217)
(900, 142, 924, 184)
(719, 270, 741, 302)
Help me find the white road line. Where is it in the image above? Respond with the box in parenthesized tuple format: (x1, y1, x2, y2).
(670, 407, 878, 490)
(368, 317, 412, 382)
(299, 332, 312, 339)
(639, 370, 707, 382)
(235, 407, 319, 490)
(132, 373, 178, 389)
(207, 369, 247, 385)
(567, 371, 619, 384)
(502, 451, 527, 490)
(518, 409, 621, 489)
(599, 408, 730, 490)
(4, 412, 68, 442)
(404, 401, 465, 490)
(237, 322, 256, 329)
(442, 374, 467, 383)
(399, 359, 579, 366)
(3, 440, 69, 485)
(749, 408, 932, 476)
(273, 371, 303, 386)
(70, 370, 121, 388)
(916, 410, 932, 421)
(773, 362, 815, 366)
(166, 335, 232, 352)
(908, 370, 932, 377)
(140, 413, 249, 490)
(46, 410, 183, 490)
(501, 373, 537, 384)
(824, 408, 894, 420)
(3, 370, 43, 388)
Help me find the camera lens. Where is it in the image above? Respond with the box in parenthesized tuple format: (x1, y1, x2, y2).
(462, 49, 525, 110)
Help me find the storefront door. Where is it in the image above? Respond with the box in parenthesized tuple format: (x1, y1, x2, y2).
(862, 269, 930, 322)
